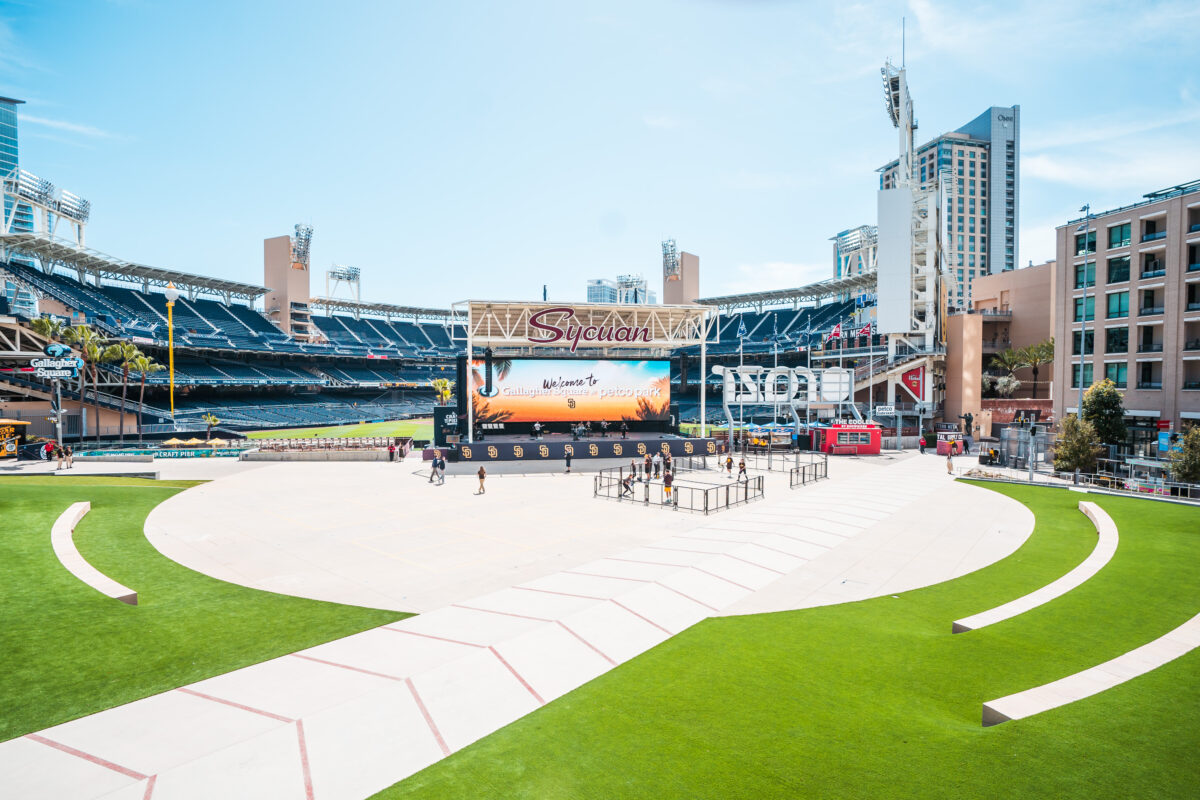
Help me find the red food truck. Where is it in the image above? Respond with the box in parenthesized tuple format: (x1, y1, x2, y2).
(811, 422, 882, 456)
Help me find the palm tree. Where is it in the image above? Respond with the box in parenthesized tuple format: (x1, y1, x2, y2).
(62, 325, 104, 445)
(430, 377, 453, 405)
(103, 341, 142, 444)
(988, 347, 1028, 379)
(202, 413, 219, 440)
(29, 315, 65, 342)
(131, 355, 164, 445)
(1020, 338, 1055, 400)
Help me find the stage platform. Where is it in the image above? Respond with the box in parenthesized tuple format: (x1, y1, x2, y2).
(428, 432, 723, 462)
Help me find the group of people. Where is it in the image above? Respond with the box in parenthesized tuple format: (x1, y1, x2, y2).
(723, 455, 749, 481)
(618, 450, 677, 500)
(569, 420, 629, 440)
(52, 443, 74, 470)
(427, 453, 446, 484)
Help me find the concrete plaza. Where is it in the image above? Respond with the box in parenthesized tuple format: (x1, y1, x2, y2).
(2, 452, 1031, 799)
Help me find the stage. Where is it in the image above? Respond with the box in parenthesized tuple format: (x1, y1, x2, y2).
(427, 432, 723, 462)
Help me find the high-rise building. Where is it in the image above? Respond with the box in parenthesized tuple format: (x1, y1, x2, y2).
(0, 96, 33, 234)
(586, 278, 618, 304)
(879, 105, 1020, 305)
(585, 275, 656, 304)
(1051, 179, 1200, 448)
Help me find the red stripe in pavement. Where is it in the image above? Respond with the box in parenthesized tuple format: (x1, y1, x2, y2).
(405, 678, 451, 757)
(489, 647, 545, 705)
(691, 567, 754, 592)
(563, 570, 650, 583)
(512, 585, 610, 601)
(25, 733, 148, 781)
(745, 541, 812, 560)
(381, 626, 486, 648)
(556, 621, 617, 666)
(609, 599, 673, 635)
(177, 687, 295, 723)
(451, 603, 554, 622)
(290, 653, 405, 682)
(718, 552, 786, 575)
(296, 720, 315, 800)
(142, 774, 157, 800)
(605, 556, 691, 569)
(653, 581, 719, 611)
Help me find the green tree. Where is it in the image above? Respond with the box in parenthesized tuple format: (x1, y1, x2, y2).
(62, 325, 104, 445)
(1020, 338, 1055, 400)
(103, 341, 142, 445)
(1168, 426, 1200, 484)
(1053, 415, 1104, 473)
(202, 413, 220, 440)
(29, 316, 65, 342)
(430, 377, 453, 405)
(130, 354, 164, 445)
(989, 347, 1029, 378)
(1081, 378, 1126, 445)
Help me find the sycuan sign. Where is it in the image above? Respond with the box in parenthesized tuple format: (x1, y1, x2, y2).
(528, 307, 652, 352)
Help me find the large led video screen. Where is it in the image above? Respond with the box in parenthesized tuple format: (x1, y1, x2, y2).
(471, 358, 670, 423)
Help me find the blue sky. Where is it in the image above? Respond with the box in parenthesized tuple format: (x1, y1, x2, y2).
(2, 1, 1198, 306)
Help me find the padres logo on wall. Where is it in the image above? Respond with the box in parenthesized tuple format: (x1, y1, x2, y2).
(564, 444, 574, 455)
(539, 445, 549, 458)
(706, 441, 717, 454)
(636, 442, 646, 455)
(613, 443, 622, 456)
(488, 446, 498, 458)
(660, 442, 671, 453)
(461, 446, 472, 458)
(588, 444, 598, 456)
(684, 441, 694, 454)
(513, 445, 524, 457)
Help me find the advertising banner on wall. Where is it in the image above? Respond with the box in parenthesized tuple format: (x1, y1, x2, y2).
(453, 436, 721, 462)
(471, 358, 671, 423)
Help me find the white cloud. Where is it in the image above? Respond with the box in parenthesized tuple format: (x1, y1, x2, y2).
(1024, 141, 1200, 192)
(21, 114, 113, 138)
(642, 113, 681, 130)
(1026, 107, 1200, 151)
(714, 260, 830, 296)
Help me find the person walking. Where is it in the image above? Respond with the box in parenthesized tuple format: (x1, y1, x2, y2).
(652, 451, 662, 479)
(725, 455, 734, 478)
(620, 473, 634, 498)
(738, 457, 748, 482)
(477, 465, 487, 494)
(629, 458, 638, 482)
(54, 444, 64, 471)
(946, 452, 954, 475)
(437, 455, 446, 485)
(918, 435, 926, 455)
(64, 445, 73, 469)
(429, 453, 439, 483)
(620, 421, 628, 439)
(565, 452, 572, 474)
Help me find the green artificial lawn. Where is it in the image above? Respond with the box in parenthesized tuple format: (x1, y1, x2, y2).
(378, 484, 1200, 799)
(0, 476, 407, 742)
(245, 418, 432, 440)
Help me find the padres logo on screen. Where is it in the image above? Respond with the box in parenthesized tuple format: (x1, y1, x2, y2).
(613, 443, 622, 456)
(706, 441, 717, 454)
(636, 443, 646, 455)
(588, 444, 598, 456)
(513, 445, 524, 457)
(462, 446, 472, 458)
(488, 446, 498, 458)
(564, 444, 574, 455)
(684, 441, 694, 454)
(539, 445, 549, 458)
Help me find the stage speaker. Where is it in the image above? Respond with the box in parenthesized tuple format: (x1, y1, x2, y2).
(668, 403, 680, 431)
(455, 355, 468, 416)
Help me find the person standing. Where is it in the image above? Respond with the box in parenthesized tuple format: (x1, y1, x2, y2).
(652, 451, 662, 479)
(725, 455, 734, 478)
(55, 444, 64, 471)
(533, 421, 542, 440)
(477, 465, 487, 494)
(738, 457, 747, 482)
(565, 452, 572, 474)
(644, 453, 652, 481)
(946, 452, 954, 475)
(663, 469, 673, 502)
(620, 421, 628, 439)
(600, 420, 609, 438)
(429, 453, 439, 483)
(388, 442, 396, 462)
(919, 435, 926, 454)
(437, 455, 446, 485)
(64, 445, 73, 469)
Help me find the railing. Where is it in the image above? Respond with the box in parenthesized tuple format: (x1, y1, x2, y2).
(1189, 263, 1200, 272)
(1139, 306, 1164, 316)
(1140, 268, 1166, 279)
(1141, 231, 1167, 242)
(593, 466, 764, 514)
(960, 467, 1200, 503)
(1183, 339, 1200, 351)
(1137, 343, 1164, 353)
(1136, 381, 1163, 390)
(789, 453, 829, 488)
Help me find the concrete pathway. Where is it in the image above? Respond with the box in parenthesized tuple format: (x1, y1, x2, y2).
(1, 452, 1030, 799)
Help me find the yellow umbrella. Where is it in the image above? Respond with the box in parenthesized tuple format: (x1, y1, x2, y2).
(162, 438, 185, 446)
(207, 438, 228, 446)
(182, 438, 205, 446)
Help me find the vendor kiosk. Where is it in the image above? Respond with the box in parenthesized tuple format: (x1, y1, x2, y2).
(0, 418, 30, 459)
(934, 422, 964, 455)
(812, 422, 882, 456)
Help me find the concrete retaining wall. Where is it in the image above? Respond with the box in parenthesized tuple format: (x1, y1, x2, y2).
(241, 450, 390, 462)
(74, 455, 155, 463)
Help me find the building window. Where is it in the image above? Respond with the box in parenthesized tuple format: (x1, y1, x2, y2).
(1071, 363, 1094, 388)
(1075, 231, 1097, 255)
(1108, 223, 1131, 249)
(1107, 256, 1130, 284)
(1105, 362, 1127, 388)
(1074, 295, 1095, 322)
(1106, 291, 1129, 319)
(1074, 261, 1095, 288)
(1105, 327, 1128, 353)
(1072, 330, 1094, 355)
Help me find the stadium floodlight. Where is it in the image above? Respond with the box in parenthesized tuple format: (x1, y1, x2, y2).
(662, 239, 679, 281)
(329, 264, 361, 282)
(16, 169, 55, 204)
(57, 190, 91, 223)
(291, 224, 314, 267)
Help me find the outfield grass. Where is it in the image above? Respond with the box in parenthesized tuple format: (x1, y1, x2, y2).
(378, 485, 1200, 799)
(245, 418, 432, 440)
(0, 476, 408, 742)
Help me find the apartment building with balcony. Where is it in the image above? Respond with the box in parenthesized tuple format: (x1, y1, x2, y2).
(1051, 178, 1200, 448)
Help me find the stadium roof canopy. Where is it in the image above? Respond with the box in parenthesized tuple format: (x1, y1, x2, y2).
(308, 295, 451, 321)
(0, 232, 267, 302)
(696, 271, 877, 313)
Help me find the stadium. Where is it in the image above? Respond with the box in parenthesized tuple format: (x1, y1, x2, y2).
(2, 9, 1198, 800)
